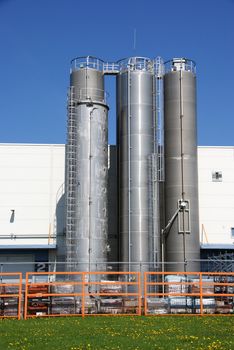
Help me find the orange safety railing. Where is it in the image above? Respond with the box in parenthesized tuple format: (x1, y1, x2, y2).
(83, 272, 141, 316)
(24, 271, 141, 319)
(24, 271, 84, 319)
(0, 272, 22, 320)
(144, 272, 234, 316)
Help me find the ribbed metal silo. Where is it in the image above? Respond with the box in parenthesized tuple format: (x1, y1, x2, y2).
(65, 56, 108, 272)
(117, 57, 157, 272)
(163, 58, 200, 272)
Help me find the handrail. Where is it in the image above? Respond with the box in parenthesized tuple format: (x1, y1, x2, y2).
(24, 271, 141, 318)
(69, 86, 109, 104)
(0, 272, 22, 320)
(1, 271, 233, 319)
(71, 56, 105, 72)
(117, 57, 153, 73)
(164, 58, 196, 75)
(144, 271, 234, 316)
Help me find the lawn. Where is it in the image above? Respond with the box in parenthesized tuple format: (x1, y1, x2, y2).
(0, 316, 233, 350)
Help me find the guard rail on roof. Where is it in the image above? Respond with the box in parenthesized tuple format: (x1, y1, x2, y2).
(118, 57, 154, 73)
(164, 58, 196, 75)
(71, 56, 105, 72)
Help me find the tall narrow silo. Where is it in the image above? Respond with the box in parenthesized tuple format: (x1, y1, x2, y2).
(65, 56, 108, 272)
(117, 57, 157, 272)
(164, 58, 200, 272)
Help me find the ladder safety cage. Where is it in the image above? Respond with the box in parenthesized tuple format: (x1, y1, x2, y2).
(154, 56, 165, 182)
(66, 87, 78, 270)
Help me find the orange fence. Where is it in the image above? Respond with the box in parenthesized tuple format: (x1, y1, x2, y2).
(0, 272, 22, 320)
(144, 272, 234, 316)
(24, 271, 141, 319)
(1, 271, 233, 319)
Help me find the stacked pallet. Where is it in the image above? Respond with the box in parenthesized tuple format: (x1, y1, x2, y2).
(100, 298, 123, 314)
(0, 285, 19, 317)
(190, 278, 214, 295)
(51, 284, 78, 315)
(215, 300, 233, 314)
(99, 280, 123, 314)
(169, 297, 193, 314)
(100, 280, 122, 294)
(146, 297, 169, 314)
(28, 285, 49, 316)
(165, 275, 192, 314)
(214, 276, 234, 314)
(193, 297, 216, 314)
(1, 297, 18, 317)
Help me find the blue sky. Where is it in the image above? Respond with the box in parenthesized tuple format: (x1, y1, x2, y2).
(0, 0, 233, 145)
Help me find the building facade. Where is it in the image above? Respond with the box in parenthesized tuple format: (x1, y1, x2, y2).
(0, 143, 233, 273)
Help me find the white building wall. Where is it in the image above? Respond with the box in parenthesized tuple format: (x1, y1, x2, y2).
(0, 144, 65, 247)
(0, 144, 233, 252)
(198, 146, 234, 246)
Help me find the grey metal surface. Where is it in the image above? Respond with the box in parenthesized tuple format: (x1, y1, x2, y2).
(107, 145, 119, 267)
(117, 58, 157, 272)
(66, 58, 108, 272)
(163, 58, 200, 272)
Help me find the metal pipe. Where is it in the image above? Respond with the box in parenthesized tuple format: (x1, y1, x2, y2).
(127, 66, 131, 273)
(179, 69, 186, 272)
(0, 235, 57, 239)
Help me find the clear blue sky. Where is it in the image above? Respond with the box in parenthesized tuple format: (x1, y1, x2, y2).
(0, 0, 233, 145)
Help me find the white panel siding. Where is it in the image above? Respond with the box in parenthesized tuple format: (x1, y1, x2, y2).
(198, 146, 234, 246)
(0, 144, 65, 247)
(0, 144, 234, 250)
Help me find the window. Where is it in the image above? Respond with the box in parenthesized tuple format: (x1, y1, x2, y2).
(212, 171, 222, 182)
(231, 228, 234, 239)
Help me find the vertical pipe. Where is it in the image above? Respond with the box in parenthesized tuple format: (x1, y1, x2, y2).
(24, 272, 28, 320)
(18, 273, 22, 320)
(179, 69, 187, 271)
(127, 67, 131, 272)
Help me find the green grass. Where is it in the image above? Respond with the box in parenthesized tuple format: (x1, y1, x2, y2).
(0, 316, 233, 350)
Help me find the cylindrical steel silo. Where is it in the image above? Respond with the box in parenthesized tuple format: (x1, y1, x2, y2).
(163, 58, 200, 272)
(66, 56, 108, 272)
(117, 57, 157, 272)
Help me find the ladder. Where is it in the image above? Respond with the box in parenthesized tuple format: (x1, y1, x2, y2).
(65, 86, 78, 270)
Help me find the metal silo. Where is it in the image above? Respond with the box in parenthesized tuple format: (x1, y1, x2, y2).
(66, 56, 108, 273)
(163, 58, 200, 272)
(117, 57, 157, 272)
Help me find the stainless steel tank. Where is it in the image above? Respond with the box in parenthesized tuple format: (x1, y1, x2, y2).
(66, 56, 108, 272)
(163, 58, 200, 272)
(117, 57, 157, 272)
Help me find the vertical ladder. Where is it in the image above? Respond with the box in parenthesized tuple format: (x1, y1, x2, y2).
(66, 86, 77, 271)
(155, 57, 165, 182)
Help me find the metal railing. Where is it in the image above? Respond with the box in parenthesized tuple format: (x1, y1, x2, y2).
(71, 56, 105, 72)
(144, 271, 234, 316)
(118, 57, 154, 73)
(103, 62, 119, 74)
(1, 270, 233, 318)
(1, 260, 234, 275)
(24, 271, 141, 318)
(0, 273, 22, 320)
(164, 58, 196, 75)
(69, 86, 108, 104)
